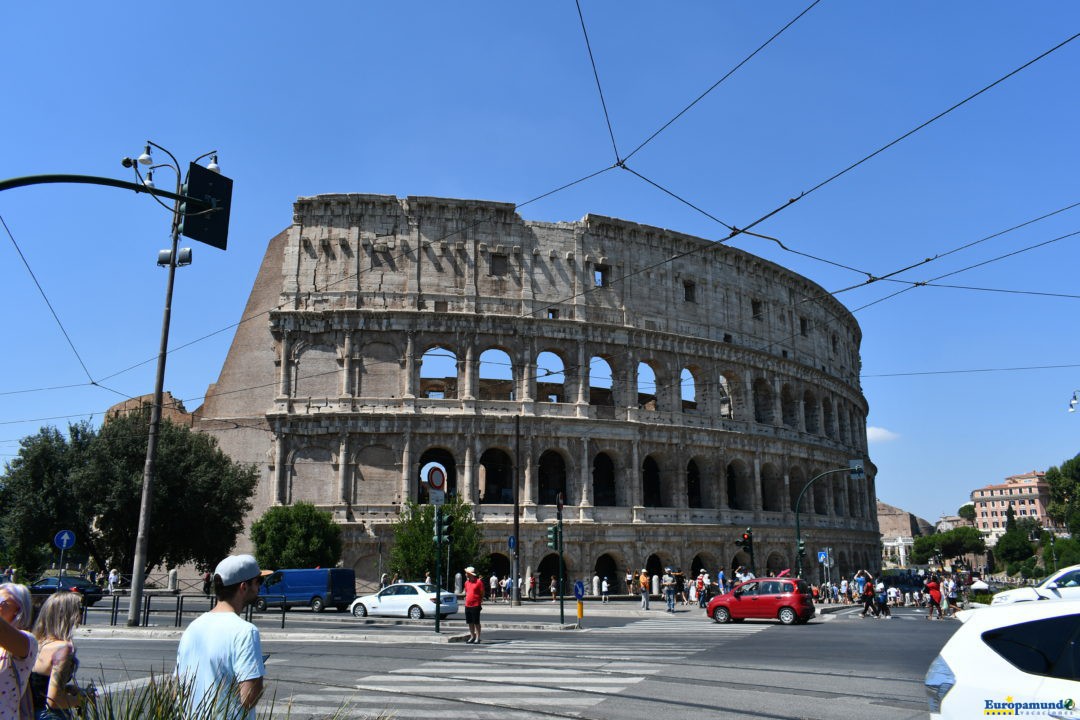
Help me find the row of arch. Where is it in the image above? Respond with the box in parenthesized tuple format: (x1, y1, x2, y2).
(282, 337, 868, 449)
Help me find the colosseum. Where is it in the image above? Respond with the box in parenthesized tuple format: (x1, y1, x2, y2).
(194, 193, 880, 590)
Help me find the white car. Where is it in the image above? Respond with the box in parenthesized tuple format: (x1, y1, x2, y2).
(990, 564, 1080, 605)
(349, 582, 458, 620)
(925, 599, 1080, 718)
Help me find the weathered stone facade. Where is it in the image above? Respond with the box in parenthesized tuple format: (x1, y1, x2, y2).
(195, 194, 879, 588)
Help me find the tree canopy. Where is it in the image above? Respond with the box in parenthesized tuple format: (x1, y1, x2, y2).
(910, 526, 986, 565)
(0, 409, 258, 577)
(994, 530, 1035, 564)
(250, 502, 342, 569)
(1047, 453, 1080, 535)
(389, 496, 482, 585)
(957, 504, 976, 522)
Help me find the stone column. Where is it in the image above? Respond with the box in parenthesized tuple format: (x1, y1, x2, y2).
(403, 332, 416, 398)
(782, 469, 792, 516)
(341, 332, 353, 397)
(401, 433, 413, 504)
(797, 395, 807, 433)
(274, 431, 288, 504)
(278, 332, 292, 397)
(743, 369, 755, 422)
(338, 434, 350, 504)
(521, 339, 536, 402)
(631, 440, 642, 508)
(624, 351, 637, 409)
(463, 342, 476, 400)
(523, 438, 536, 505)
(772, 377, 783, 426)
(752, 458, 763, 511)
(576, 342, 589, 408)
(463, 443, 476, 505)
(579, 438, 592, 507)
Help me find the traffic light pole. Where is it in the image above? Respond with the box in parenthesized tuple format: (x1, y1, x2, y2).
(557, 501, 564, 625)
(434, 506, 443, 634)
(794, 465, 861, 579)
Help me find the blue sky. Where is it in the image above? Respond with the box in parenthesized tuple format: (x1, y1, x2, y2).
(2, 2, 1079, 524)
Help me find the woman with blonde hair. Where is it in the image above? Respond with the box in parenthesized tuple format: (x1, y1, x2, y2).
(31, 592, 94, 718)
(0, 582, 38, 718)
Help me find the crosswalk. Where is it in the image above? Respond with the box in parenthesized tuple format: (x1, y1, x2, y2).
(275, 615, 769, 718)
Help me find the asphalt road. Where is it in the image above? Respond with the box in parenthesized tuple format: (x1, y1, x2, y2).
(74, 601, 958, 719)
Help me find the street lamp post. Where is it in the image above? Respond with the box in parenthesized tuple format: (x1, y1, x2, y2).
(124, 142, 222, 627)
(794, 460, 865, 579)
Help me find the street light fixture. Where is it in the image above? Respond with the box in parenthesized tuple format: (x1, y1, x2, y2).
(1068, 391, 1078, 413)
(123, 140, 225, 627)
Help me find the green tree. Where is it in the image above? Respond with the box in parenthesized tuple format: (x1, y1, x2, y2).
(388, 496, 482, 584)
(995, 530, 1034, 564)
(911, 535, 940, 565)
(937, 526, 986, 559)
(250, 502, 342, 569)
(1004, 504, 1017, 532)
(0, 409, 259, 578)
(1047, 454, 1080, 534)
(957, 504, 976, 523)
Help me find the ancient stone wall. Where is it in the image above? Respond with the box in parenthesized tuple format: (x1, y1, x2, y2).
(196, 194, 880, 590)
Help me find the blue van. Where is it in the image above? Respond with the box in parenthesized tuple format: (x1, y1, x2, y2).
(255, 568, 356, 613)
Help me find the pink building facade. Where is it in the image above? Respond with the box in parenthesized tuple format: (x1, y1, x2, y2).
(971, 470, 1053, 545)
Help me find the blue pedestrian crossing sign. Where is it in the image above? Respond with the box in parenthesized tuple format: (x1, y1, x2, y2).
(817, 550, 828, 564)
(54, 530, 76, 550)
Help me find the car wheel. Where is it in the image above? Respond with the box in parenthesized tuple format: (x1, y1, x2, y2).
(408, 605, 424, 620)
(352, 604, 368, 618)
(711, 606, 731, 624)
(778, 607, 797, 625)
(311, 596, 325, 613)
(254, 598, 267, 613)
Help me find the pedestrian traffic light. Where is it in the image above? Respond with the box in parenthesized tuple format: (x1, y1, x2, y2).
(742, 528, 754, 555)
(546, 525, 559, 550)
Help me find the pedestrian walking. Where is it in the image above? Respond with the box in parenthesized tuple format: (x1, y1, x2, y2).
(463, 567, 484, 644)
(107, 569, 119, 594)
(549, 575, 558, 602)
(625, 568, 633, 595)
(32, 590, 96, 717)
(176, 554, 266, 718)
(638, 568, 650, 610)
(925, 575, 944, 620)
(601, 577, 610, 604)
(0, 582, 37, 719)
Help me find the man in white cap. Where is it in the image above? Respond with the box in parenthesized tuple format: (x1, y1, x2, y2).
(176, 554, 266, 718)
(463, 566, 485, 644)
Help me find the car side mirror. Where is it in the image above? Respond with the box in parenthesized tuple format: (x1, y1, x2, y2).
(1045, 581, 1059, 590)
(733, 588, 742, 597)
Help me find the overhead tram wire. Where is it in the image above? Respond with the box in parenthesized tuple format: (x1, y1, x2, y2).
(621, 0, 823, 164)
(575, 0, 621, 163)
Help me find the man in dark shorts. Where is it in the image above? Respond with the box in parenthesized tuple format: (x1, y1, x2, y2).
(463, 566, 484, 644)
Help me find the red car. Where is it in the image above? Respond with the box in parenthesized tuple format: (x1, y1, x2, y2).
(707, 577, 815, 625)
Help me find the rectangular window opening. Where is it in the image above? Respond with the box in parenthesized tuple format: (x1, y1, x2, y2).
(751, 299, 763, 320)
(547, 308, 559, 319)
(490, 253, 509, 276)
(684, 281, 696, 303)
(594, 264, 611, 288)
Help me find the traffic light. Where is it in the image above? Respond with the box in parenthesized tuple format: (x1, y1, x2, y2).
(433, 512, 453, 544)
(797, 540, 806, 557)
(546, 525, 560, 550)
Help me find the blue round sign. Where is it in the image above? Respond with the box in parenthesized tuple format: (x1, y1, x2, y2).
(574, 580, 585, 600)
(508, 535, 516, 551)
(53, 530, 76, 550)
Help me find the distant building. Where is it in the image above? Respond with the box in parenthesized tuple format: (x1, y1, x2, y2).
(106, 392, 193, 428)
(936, 510, 973, 533)
(971, 470, 1053, 546)
(877, 500, 933, 567)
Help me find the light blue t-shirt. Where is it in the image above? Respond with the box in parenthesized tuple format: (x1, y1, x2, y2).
(176, 611, 265, 720)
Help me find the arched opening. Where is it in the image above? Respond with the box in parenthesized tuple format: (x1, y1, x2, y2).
(478, 348, 514, 400)
(838, 402, 850, 444)
(716, 374, 733, 419)
(642, 455, 662, 507)
(416, 448, 457, 504)
(594, 554, 619, 586)
(726, 460, 753, 511)
(486, 553, 511, 580)
(690, 553, 720, 578)
(833, 477, 846, 516)
(681, 368, 697, 411)
(789, 466, 810, 513)
(636, 362, 657, 410)
(780, 384, 798, 428)
(761, 463, 784, 512)
(803, 390, 819, 433)
(730, 551, 751, 575)
(753, 378, 774, 424)
(420, 346, 458, 399)
(686, 459, 702, 509)
(813, 470, 829, 515)
(766, 552, 788, 576)
(538, 450, 567, 505)
(593, 452, 617, 507)
(538, 553, 568, 597)
(822, 397, 836, 438)
(479, 448, 513, 504)
(536, 351, 566, 403)
(644, 553, 665, 580)
(588, 356, 614, 406)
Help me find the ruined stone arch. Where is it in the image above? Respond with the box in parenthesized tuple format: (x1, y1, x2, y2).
(753, 377, 774, 424)
(353, 443, 397, 505)
(592, 451, 617, 507)
(293, 340, 340, 399)
(636, 360, 660, 410)
(538, 448, 570, 505)
(686, 457, 704, 509)
(535, 349, 567, 403)
(642, 454, 663, 508)
(690, 551, 721, 577)
(726, 458, 754, 511)
(761, 462, 784, 512)
(356, 340, 400, 399)
(680, 366, 699, 412)
(765, 551, 788, 575)
(479, 447, 513, 504)
(287, 442, 336, 504)
(419, 344, 458, 399)
(715, 372, 735, 419)
(478, 346, 515, 400)
(588, 354, 614, 406)
(416, 446, 458, 504)
(780, 383, 799, 428)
